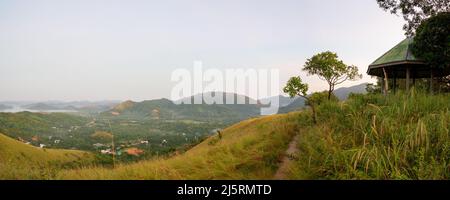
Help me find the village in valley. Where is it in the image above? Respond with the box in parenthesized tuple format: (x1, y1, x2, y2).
(0, 110, 223, 163)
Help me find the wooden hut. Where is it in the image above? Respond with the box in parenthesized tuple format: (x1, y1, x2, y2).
(367, 38, 450, 93)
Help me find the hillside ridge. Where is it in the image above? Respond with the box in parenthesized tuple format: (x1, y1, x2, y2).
(0, 133, 94, 179)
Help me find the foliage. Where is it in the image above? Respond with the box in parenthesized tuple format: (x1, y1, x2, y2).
(283, 76, 317, 123)
(438, 75, 450, 92)
(411, 12, 450, 69)
(376, 0, 449, 36)
(90, 131, 113, 143)
(303, 51, 361, 100)
(306, 91, 338, 106)
(283, 76, 309, 97)
(366, 81, 382, 94)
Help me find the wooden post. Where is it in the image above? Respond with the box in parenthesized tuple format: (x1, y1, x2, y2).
(393, 72, 397, 94)
(382, 67, 388, 96)
(406, 67, 410, 91)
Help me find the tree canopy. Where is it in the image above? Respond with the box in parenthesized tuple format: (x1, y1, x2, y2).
(376, 0, 449, 36)
(411, 12, 450, 69)
(283, 76, 309, 98)
(303, 51, 361, 100)
(283, 76, 316, 123)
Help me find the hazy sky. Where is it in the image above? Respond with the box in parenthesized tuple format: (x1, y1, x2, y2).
(0, 0, 406, 101)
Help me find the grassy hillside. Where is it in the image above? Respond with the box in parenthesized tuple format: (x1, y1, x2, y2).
(0, 133, 95, 179)
(57, 112, 300, 179)
(287, 91, 449, 179)
(1, 91, 447, 180)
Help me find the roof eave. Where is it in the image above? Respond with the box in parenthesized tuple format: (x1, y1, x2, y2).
(368, 60, 426, 69)
(367, 60, 427, 76)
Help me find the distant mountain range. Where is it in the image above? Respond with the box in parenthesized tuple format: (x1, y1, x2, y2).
(23, 103, 76, 111)
(103, 83, 368, 121)
(104, 92, 262, 123)
(0, 100, 120, 113)
(259, 95, 297, 107)
(277, 97, 306, 114)
(333, 83, 368, 100)
(1, 83, 368, 118)
(0, 104, 12, 111)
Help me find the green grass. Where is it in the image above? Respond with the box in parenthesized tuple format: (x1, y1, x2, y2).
(0, 133, 95, 179)
(287, 91, 449, 180)
(57, 113, 299, 179)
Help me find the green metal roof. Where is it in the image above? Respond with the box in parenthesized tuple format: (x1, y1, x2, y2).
(370, 38, 422, 66)
(367, 38, 450, 78)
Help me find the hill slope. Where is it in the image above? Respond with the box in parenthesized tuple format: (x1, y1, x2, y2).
(287, 92, 450, 179)
(58, 112, 300, 179)
(0, 133, 94, 179)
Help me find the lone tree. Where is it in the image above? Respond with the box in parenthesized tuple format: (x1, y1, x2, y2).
(303, 51, 361, 100)
(376, 0, 449, 36)
(283, 76, 316, 124)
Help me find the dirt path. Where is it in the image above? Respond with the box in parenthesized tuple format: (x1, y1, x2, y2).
(273, 135, 299, 180)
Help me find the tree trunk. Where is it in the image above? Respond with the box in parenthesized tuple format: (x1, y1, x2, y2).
(303, 96, 317, 124)
(310, 103, 317, 124)
(328, 85, 332, 100)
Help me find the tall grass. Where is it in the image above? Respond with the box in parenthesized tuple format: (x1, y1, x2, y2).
(289, 91, 449, 179)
